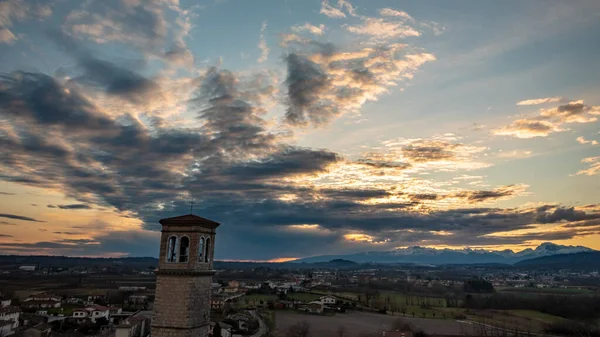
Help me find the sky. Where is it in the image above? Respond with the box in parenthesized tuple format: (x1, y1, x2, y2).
(0, 0, 600, 261)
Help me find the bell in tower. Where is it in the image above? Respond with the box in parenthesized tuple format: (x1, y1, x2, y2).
(151, 214, 220, 337)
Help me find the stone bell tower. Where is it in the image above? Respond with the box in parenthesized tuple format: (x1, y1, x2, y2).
(152, 214, 220, 337)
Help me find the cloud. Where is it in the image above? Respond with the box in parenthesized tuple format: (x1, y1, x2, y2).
(0, 229, 160, 257)
(320, 0, 356, 18)
(576, 157, 600, 176)
(576, 136, 598, 145)
(494, 100, 599, 139)
(0, 234, 13, 238)
(63, 0, 168, 50)
(0, 213, 44, 222)
(50, 31, 162, 104)
(493, 119, 563, 138)
(540, 101, 599, 124)
(0, 192, 15, 195)
(0, 221, 17, 226)
(497, 150, 533, 159)
(344, 17, 420, 40)
(453, 184, 528, 203)
(0, 27, 17, 44)
(257, 21, 269, 63)
(0, 0, 53, 44)
(379, 8, 414, 21)
(47, 204, 92, 210)
(292, 23, 325, 36)
(517, 97, 565, 106)
(283, 43, 435, 126)
(63, 0, 198, 68)
(536, 206, 600, 224)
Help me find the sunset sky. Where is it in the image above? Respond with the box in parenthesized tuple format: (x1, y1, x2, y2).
(1, 0, 599, 261)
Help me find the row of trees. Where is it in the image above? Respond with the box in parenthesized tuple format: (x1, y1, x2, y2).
(463, 293, 600, 320)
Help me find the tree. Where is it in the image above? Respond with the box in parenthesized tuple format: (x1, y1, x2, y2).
(285, 321, 310, 337)
(213, 323, 222, 337)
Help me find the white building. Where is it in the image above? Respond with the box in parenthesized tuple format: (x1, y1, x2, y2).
(0, 320, 13, 337)
(0, 306, 21, 330)
(319, 296, 336, 305)
(0, 300, 10, 308)
(19, 265, 36, 271)
(24, 294, 61, 303)
(72, 305, 110, 323)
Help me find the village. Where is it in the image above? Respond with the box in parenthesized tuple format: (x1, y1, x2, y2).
(1, 256, 600, 337)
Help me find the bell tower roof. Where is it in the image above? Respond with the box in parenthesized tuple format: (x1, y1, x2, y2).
(159, 214, 220, 229)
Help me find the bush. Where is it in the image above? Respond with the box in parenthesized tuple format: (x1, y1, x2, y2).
(454, 313, 467, 320)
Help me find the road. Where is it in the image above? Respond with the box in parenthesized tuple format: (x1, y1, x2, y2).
(248, 310, 268, 337)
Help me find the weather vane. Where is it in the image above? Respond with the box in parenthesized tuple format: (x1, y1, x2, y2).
(189, 198, 195, 214)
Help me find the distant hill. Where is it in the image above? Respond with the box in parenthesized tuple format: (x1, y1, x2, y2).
(515, 251, 600, 269)
(294, 242, 595, 265)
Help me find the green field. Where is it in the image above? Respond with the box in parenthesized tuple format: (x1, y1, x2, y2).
(497, 287, 592, 294)
(505, 310, 566, 324)
(242, 292, 322, 304)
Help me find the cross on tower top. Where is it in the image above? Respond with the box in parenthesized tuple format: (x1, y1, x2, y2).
(189, 199, 195, 214)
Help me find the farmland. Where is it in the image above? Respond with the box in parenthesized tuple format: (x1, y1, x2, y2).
(274, 310, 492, 337)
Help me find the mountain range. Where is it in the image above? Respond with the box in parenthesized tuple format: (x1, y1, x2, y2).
(294, 242, 595, 265)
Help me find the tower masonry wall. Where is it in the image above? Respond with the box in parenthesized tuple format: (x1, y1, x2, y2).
(152, 273, 213, 330)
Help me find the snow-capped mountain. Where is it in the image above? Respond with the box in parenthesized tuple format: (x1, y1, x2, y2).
(294, 242, 594, 265)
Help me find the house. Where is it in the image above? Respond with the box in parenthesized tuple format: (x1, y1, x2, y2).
(109, 307, 122, 316)
(72, 305, 110, 323)
(25, 294, 61, 303)
(19, 323, 53, 337)
(211, 297, 225, 311)
(274, 300, 294, 309)
(223, 286, 238, 294)
(0, 300, 10, 309)
(128, 295, 148, 305)
(115, 314, 149, 337)
(22, 301, 60, 310)
(227, 313, 249, 331)
(64, 297, 83, 305)
(228, 280, 240, 288)
(319, 296, 336, 305)
(23, 295, 61, 309)
(18, 266, 36, 272)
(0, 320, 13, 337)
(304, 301, 324, 314)
(0, 307, 21, 329)
(209, 322, 232, 337)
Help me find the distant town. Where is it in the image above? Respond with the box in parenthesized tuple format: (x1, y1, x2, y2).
(1, 253, 599, 337)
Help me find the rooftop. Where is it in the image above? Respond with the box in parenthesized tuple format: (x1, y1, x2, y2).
(159, 214, 220, 229)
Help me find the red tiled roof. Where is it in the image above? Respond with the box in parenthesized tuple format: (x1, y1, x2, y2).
(159, 214, 220, 228)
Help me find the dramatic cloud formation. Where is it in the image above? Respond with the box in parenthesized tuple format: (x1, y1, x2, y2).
(283, 42, 435, 126)
(1, 0, 599, 259)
